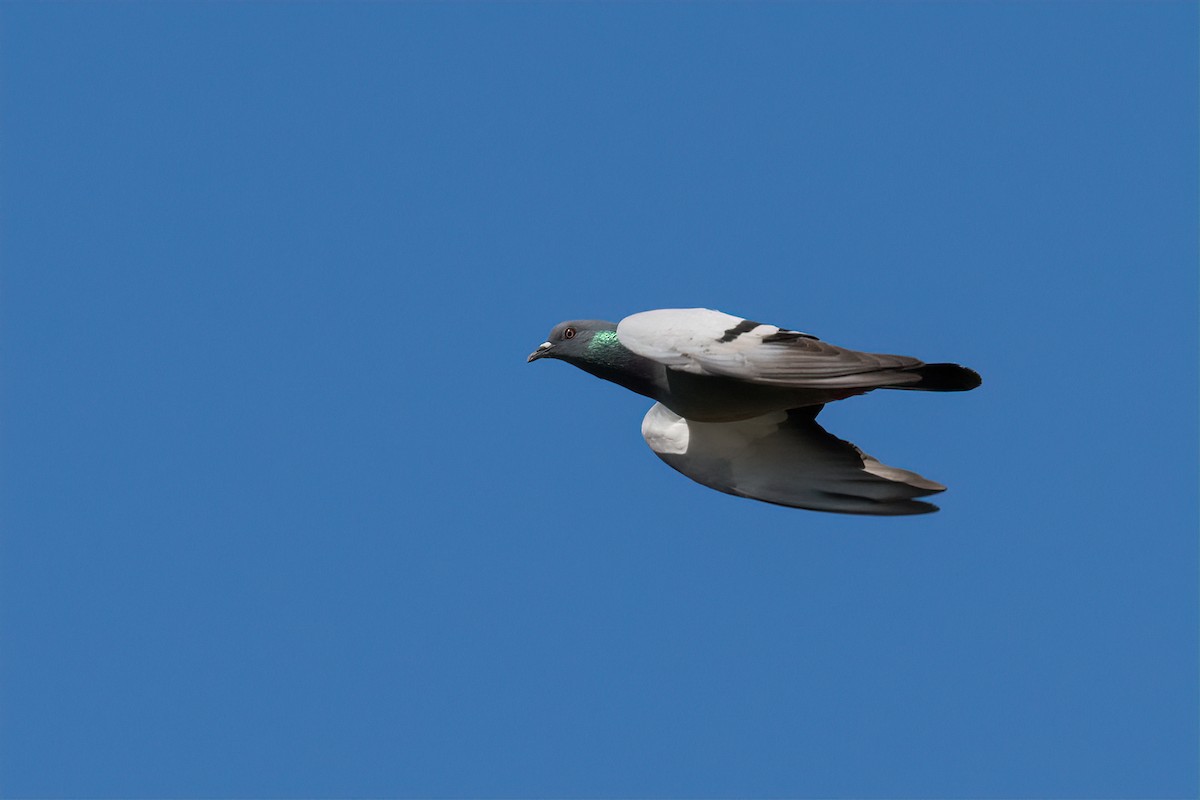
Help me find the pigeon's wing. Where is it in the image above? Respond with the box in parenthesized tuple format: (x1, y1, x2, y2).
(617, 308, 925, 389)
(641, 402, 945, 515)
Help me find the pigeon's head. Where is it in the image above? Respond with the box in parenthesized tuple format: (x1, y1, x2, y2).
(527, 319, 619, 364)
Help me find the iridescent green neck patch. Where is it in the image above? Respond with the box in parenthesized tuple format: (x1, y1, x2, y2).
(588, 330, 620, 351)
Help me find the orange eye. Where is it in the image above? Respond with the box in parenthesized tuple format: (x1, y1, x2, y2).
(563, 327, 576, 340)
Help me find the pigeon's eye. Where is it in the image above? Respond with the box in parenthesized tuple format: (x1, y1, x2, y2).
(563, 327, 576, 340)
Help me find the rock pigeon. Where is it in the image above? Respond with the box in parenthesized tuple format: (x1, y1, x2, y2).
(528, 308, 981, 515)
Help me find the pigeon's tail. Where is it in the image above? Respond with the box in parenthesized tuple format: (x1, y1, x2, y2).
(891, 363, 982, 393)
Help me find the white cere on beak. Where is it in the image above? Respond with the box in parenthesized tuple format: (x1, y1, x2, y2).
(528, 341, 555, 362)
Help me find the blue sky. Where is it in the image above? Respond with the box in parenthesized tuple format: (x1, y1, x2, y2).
(1, 3, 1196, 797)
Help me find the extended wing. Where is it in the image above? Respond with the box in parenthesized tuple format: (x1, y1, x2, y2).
(641, 402, 946, 515)
(617, 308, 926, 389)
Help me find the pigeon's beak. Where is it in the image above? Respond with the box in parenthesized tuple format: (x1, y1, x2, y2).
(527, 342, 553, 362)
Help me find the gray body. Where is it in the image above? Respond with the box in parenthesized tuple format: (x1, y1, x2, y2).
(570, 345, 854, 423)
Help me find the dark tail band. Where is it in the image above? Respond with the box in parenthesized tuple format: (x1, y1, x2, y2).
(896, 363, 982, 392)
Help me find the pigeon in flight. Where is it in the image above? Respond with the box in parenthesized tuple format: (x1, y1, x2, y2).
(528, 308, 981, 515)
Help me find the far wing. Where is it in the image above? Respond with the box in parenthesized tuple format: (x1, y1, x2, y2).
(641, 402, 945, 515)
(617, 308, 923, 388)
